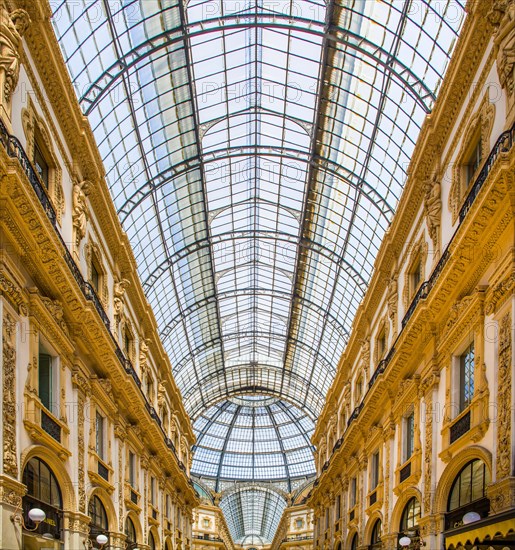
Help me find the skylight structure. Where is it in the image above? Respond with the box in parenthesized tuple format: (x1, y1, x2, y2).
(51, 0, 465, 542)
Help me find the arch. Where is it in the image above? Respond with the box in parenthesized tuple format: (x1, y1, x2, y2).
(334, 542, 342, 550)
(20, 445, 76, 511)
(434, 446, 492, 514)
(148, 526, 161, 550)
(390, 487, 423, 533)
(364, 513, 383, 546)
(125, 511, 143, 544)
(87, 487, 117, 536)
(164, 536, 173, 550)
(347, 531, 359, 550)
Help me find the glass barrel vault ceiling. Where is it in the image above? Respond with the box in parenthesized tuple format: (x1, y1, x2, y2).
(51, 0, 465, 539)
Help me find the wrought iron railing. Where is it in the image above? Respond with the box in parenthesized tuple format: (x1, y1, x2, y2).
(0, 118, 186, 476)
(399, 461, 411, 482)
(449, 410, 471, 444)
(41, 410, 61, 443)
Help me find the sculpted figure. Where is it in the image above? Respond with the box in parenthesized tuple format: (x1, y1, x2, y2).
(73, 180, 90, 245)
(0, 8, 30, 103)
(424, 175, 441, 247)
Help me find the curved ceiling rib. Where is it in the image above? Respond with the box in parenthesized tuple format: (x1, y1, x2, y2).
(52, 0, 465, 541)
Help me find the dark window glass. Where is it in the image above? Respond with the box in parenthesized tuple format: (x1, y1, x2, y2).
(448, 459, 489, 511)
(405, 413, 415, 460)
(460, 343, 474, 411)
(96, 412, 105, 460)
(38, 353, 53, 411)
(400, 497, 421, 531)
(371, 452, 379, 489)
(125, 517, 137, 543)
(149, 531, 156, 550)
(351, 534, 358, 550)
(89, 495, 108, 531)
(91, 262, 99, 292)
(34, 141, 49, 188)
(371, 520, 381, 543)
(466, 139, 481, 185)
(22, 457, 62, 508)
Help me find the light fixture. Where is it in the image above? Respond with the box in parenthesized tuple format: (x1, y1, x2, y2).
(399, 536, 412, 547)
(10, 506, 46, 531)
(84, 533, 110, 549)
(42, 533, 54, 540)
(462, 511, 481, 524)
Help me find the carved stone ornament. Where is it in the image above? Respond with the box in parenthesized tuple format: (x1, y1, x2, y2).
(494, 0, 515, 114)
(0, 7, 30, 105)
(40, 296, 68, 334)
(72, 180, 90, 247)
(113, 277, 129, 321)
(485, 272, 515, 314)
(0, 268, 28, 315)
(3, 310, 18, 477)
(424, 171, 441, 250)
(444, 295, 474, 332)
(449, 96, 495, 223)
(496, 312, 512, 479)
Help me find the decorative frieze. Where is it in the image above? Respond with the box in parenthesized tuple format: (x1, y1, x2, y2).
(496, 311, 512, 479)
(2, 310, 18, 477)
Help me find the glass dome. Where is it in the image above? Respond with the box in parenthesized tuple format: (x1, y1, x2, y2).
(191, 396, 315, 489)
(220, 486, 287, 545)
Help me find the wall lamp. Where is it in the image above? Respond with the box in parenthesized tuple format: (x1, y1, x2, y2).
(462, 511, 481, 524)
(10, 506, 46, 531)
(84, 536, 139, 550)
(399, 531, 426, 549)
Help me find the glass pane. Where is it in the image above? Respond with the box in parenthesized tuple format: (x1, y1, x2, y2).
(38, 354, 52, 411)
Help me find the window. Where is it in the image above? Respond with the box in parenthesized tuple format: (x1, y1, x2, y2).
(203, 518, 210, 528)
(404, 412, 415, 462)
(377, 330, 386, 359)
(296, 518, 304, 529)
(126, 517, 137, 544)
(459, 343, 475, 411)
(33, 138, 49, 188)
(166, 494, 170, 519)
(350, 477, 357, 508)
(23, 457, 62, 508)
(336, 495, 341, 519)
(370, 519, 381, 547)
(411, 258, 422, 291)
(129, 451, 136, 487)
(351, 534, 358, 550)
(149, 531, 156, 550)
(325, 507, 329, 529)
(448, 459, 489, 512)
(465, 137, 481, 186)
(96, 411, 105, 460)
(400, 497, 420, 533)
(38, 344, 58, 415)
(147, 375, 154, 403)
(150, 476, 156, 505)
(371, 452, 380, 490)
(91, 262, 100, 293)
(22, 457, 62, 538)
(355, 377, 363, 404)
(89, 495, 108, 538)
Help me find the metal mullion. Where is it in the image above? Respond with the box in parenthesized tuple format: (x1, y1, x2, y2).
(299, 0, 413, 403)
(101, 0, 208, 408)
(267, 404, 291, 491)
(279, 0, 334, 400)
(178, 0, 231, 398)
(102, 0, 212, 410)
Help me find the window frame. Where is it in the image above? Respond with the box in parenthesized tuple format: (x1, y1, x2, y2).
(38, 341, 59, 416)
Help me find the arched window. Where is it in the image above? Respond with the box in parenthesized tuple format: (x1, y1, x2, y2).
(89, 495, 108, 540)
(400, 498, 421, 532)
(370, 519, 381, 549)
(149, 531, 156, 550)
(22, 457, 62, 539)
(351, 533, 358, 550)
(445, 459, 490, 530)
(126, 517, 137, 544)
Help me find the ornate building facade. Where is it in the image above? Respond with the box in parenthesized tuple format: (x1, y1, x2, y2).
(308, 1, 515, 549)
(0, 0, 198, 548)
